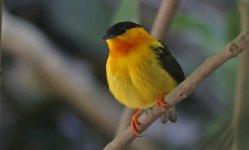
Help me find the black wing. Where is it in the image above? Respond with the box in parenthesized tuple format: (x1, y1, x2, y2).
(151, 41, 185, 84)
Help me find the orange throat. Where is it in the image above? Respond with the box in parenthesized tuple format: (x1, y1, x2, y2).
(107, 38, 135, 57)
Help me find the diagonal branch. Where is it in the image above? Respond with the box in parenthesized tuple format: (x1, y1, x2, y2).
(104, 31, 249, 150)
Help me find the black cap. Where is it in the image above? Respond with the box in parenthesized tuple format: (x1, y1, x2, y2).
(101, 21, 141, 40)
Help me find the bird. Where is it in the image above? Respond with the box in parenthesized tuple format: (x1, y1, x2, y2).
(101, 21, 185, 136)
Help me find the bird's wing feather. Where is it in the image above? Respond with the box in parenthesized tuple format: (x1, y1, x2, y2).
(151, 41, 185, 84)
(151, 41, 184, 123)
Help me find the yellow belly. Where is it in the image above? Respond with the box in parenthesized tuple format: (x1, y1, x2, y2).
(106, 44, 177, 109)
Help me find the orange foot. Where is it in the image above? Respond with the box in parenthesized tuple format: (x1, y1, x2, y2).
(156, 96, 167, 112)
(131, 109, 142, 137)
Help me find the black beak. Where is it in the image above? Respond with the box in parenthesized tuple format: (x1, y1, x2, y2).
(100, 34, 115, 40)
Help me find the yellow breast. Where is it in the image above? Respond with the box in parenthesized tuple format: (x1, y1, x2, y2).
(106, 41, 177, 109)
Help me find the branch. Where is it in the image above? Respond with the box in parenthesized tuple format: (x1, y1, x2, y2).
(104, 31, 249, 150)
(232, 0, 249, 149)
(151, 0, 180, 39)
(116, 0, 180, 137)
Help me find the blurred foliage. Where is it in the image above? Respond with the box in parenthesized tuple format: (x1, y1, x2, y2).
(0, 98, 105, 150)
(46, 0, 113, 57)
(170, 7, 240, 104)
(171, 14, 226, 53)
(111, 0, 139, 24)
(227, 9, 240, 41)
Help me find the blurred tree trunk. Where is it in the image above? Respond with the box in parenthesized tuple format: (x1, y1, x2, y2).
(232, 0, 249, 150)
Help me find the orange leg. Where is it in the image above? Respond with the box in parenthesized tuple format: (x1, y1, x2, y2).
(131, 108, 142, 137)
(156, 96, 167, 112)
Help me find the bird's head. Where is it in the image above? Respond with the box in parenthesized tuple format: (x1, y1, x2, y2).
(101, 21, 154, 57)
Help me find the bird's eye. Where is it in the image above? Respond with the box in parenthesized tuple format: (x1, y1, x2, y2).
(121, 28, 127, 31)
(120, 28, 128, 34)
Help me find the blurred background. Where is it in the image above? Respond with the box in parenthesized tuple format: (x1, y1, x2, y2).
(1, 0, 243, 149)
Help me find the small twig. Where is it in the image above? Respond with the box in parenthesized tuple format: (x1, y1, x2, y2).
(104, 31, 249, 150)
